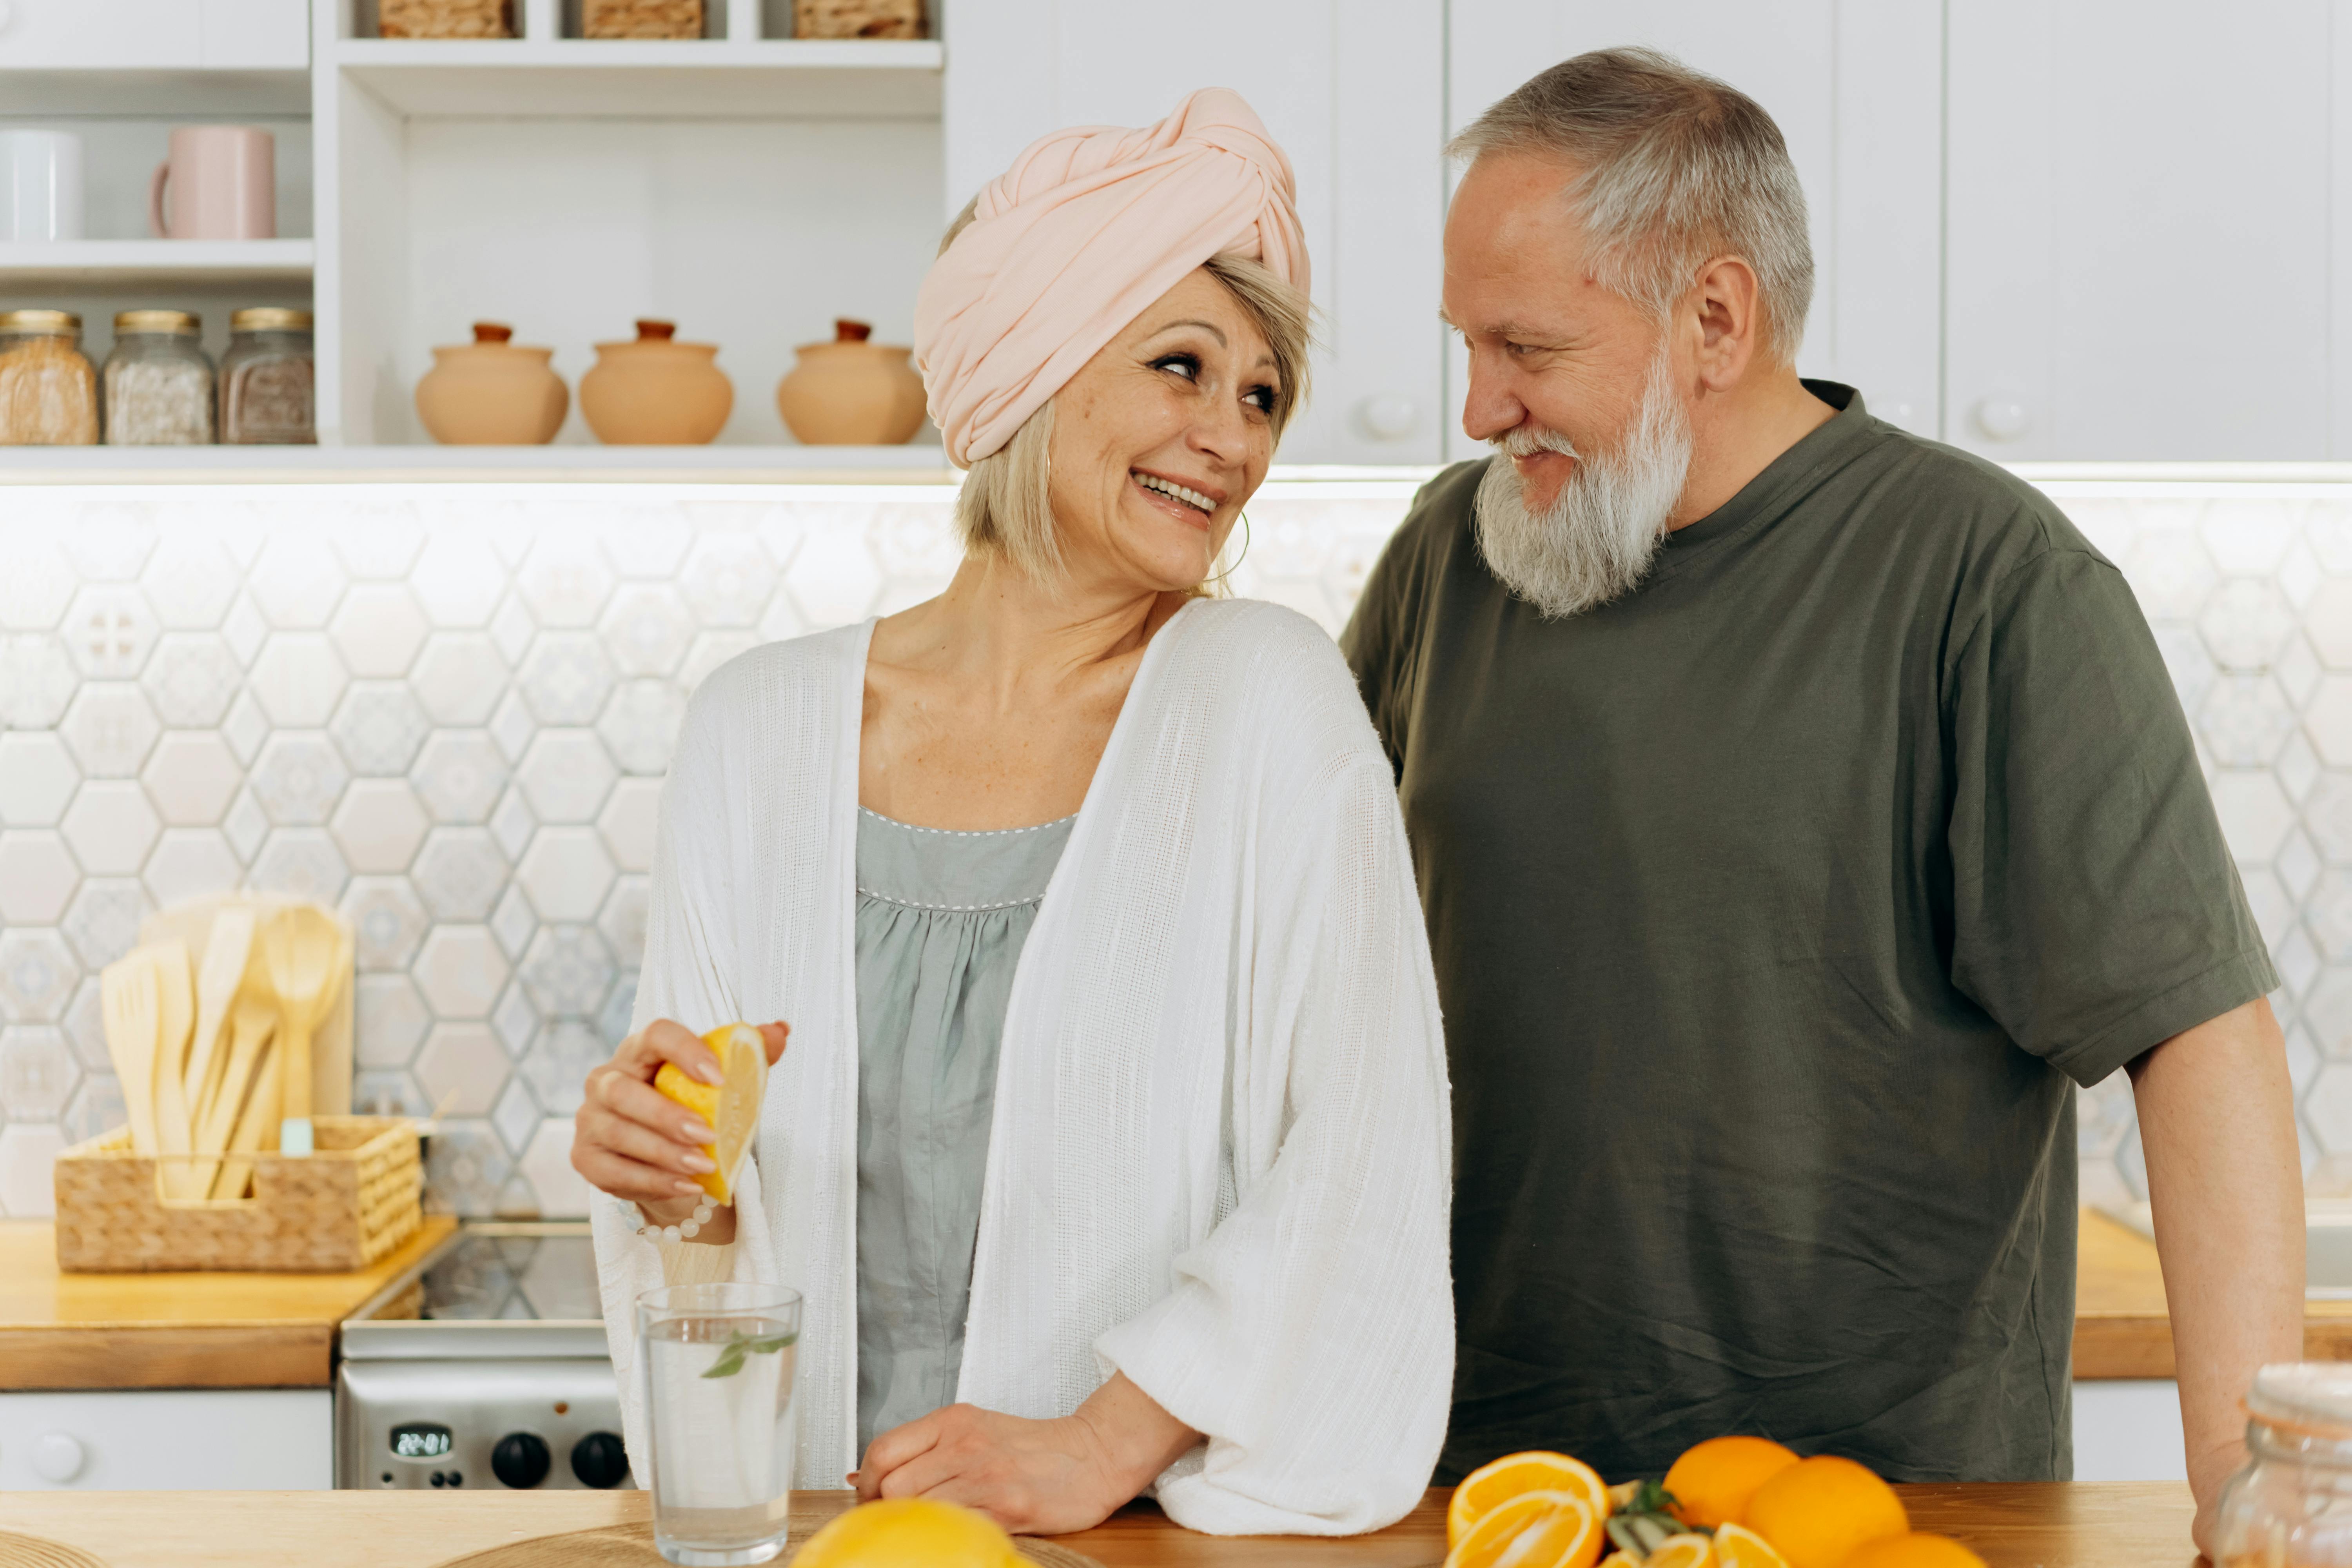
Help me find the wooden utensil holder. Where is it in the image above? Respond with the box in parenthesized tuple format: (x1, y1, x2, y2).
(378, 0, 514, 36)
(793, 0, 924, 38)
(583, 0, 702, 37)
(52, 1116, 423, 1274)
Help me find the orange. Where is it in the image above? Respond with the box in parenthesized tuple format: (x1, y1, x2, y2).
(1448, 1451, 1609, 1546)
(1443, 1491, 1601, 1568)
(1665, 1436, 1802, 1529)
(1645, 1536, 1715, 1568)
(650, 1022, 768, 1205)
(1599, 1555, 1641, 1568)
(1741, 1455, 1909, 1568)
(792, 1497, 1022, 1568)
(1839, 1534, 1989, 1568)
(1713, 1523, 1793, 1568)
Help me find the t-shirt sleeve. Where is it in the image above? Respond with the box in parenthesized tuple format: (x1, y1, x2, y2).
(1340, 490, 1436, 778)
(1945, 546, 2278, 1086)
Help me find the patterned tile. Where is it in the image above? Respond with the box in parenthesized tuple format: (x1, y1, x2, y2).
(0, 732, 80, 827)
(330, 584, 430, 679)
(247, 535, 344, 630)
(356, 973, 432, 1069)
(60, 585, 157, 681)
(249, 633, 349, 728)
(414, 924, 508, 1019)
(410, 633, 509, 727)
(140, 534, 241, 631)
(144, 828, 243, 909)
(342, 876, 432, 972)
(519, 926, 613, 1018)
(60, 880, 145, 970)
(249, 827, 350, 903)
(412, 731, 510, 825)
(423, 1118, 512, 1218)
(491, 1072, 541, 1152)
(249, 733, 351, 826)
(516, 731, 617, 824)
(332, 683, 433, 777)
(597, 681, 687, 776)
(601, 584, 695, 679)
(0, 930, 78, 1023)
(0, 1024, 77, 1120)
(519, 1118, 590, 1219)
(415, 1022, 509, 1116)
(144, 731, 243, 826)
(516, 828, 615, 923)
(61, 783, 158, 878)
(0, 833, 79, 925)
(412, 828, 510, 922)
(332, 779, 430, 875)
(517, 1020, 604, 1116)
(598, 777, 662, 873)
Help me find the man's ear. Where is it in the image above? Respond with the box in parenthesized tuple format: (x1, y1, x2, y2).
(1690, 254, 1763, 392)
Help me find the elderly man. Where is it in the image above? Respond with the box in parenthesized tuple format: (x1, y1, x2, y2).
(1343, 47, 2302, 1550)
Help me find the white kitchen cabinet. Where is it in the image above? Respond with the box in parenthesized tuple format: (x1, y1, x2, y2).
(0, 0, 305, 69)
(943, 0, 1448, 467)
(1443, 0, 1943, 463)
(0, 1389, 333, 1490)
(1945, 0, 2331, 461)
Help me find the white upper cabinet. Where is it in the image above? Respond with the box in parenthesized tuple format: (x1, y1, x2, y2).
(941, 0, 1447, 466)
(1945, 0, 2330, 461)
(1443, 0, 1942, 462)
(0, 0, 305, 68)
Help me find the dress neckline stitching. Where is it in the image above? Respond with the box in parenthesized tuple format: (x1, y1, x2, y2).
(858, 806, 1078, 838)
(855, 885, 1050, 914)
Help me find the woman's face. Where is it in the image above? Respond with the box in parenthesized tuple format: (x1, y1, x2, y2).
(1047, 267, 1282, 593)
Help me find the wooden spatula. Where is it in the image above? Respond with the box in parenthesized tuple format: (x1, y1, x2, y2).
(212, 1039, 281, 1203)
(100, 952, 161, 1158)
(261, 904, 339, 1158)
(196, 995, 276, 1187)
(148, 940, 200, 1200)
(182, 904, 254, 1130)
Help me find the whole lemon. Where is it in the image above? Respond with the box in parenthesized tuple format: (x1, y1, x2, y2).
(1740, 1454, 1908, 1568)
(792, 1498, 1023, 1568)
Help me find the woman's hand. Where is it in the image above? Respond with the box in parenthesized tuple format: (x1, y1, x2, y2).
(850, 1372, 1198, 1535)
(571, 1018, 789, 1244)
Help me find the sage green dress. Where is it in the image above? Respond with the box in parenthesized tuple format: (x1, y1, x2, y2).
(852, 806, 1075, 1457)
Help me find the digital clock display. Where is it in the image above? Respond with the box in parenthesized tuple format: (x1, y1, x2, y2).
(391, 1422, 454, 1460)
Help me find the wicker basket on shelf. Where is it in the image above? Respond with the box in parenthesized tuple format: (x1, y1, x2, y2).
(379, 0, 514, 36)
(52, 1116, 422, 1274)
(584, 0, 703, 37)
(795, 0, 924, 38)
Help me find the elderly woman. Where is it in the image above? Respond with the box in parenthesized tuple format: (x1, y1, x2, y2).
(575, 89, 1451, 1537)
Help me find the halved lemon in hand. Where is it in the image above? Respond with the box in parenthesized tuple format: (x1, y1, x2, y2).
(652, 1022, 768, 1205)
(1443, 1490, 1601, 1568)
(1449, 1450, 1609, 1546)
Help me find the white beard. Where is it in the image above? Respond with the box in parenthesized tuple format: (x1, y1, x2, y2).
(1473, 341, 1695, 619)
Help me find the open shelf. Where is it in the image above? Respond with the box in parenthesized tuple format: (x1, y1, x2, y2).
(0, 67, 311, 116)
(0, 240, 316, 289)
(334, 37, 941, 116)
(0, 443, 954, 480)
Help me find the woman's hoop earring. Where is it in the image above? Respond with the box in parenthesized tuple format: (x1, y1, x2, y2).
(1204, 510, 1252, 590)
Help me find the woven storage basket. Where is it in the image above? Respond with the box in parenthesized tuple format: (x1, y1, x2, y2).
(379, 0, 513, 37)
(794, 0, 924, 38)
(584, 0, 702, 37)
(53, 1116, 422, 1274)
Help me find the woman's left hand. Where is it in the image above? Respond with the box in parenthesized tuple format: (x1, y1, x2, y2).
(851, 1373, 1198, 1535)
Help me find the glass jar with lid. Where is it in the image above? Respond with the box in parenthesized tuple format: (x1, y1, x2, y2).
(0, 309, 100, 445)
(2217, 1363, 2352, 1565)
(103, 309, 215, 445)
(220, 307, 316, 445)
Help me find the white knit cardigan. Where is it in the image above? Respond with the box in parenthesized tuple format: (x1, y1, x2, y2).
(589, 599, 1454, 1535)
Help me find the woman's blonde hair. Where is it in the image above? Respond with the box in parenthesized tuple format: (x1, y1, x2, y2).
(935, 201, 1312, 584)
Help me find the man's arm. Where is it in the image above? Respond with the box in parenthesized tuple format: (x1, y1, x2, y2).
(2132, 995, 2304, 1557)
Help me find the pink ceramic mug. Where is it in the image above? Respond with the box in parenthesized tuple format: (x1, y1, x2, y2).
(149, 126, 275, 240)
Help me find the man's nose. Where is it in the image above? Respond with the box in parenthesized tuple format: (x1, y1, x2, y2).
(1460, 354, 1526, 446)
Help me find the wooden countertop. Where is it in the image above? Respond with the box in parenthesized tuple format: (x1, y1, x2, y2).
(0, 1483, 2200, 1568)
(0, 1215, 457, 1390)
(2074, 1207, 2352, 1378)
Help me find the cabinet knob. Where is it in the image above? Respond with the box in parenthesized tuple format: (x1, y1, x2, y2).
(1353, 395, 1418, 443)
(33, 1433, 85, 1484)
(1972, 396, 2032, 441)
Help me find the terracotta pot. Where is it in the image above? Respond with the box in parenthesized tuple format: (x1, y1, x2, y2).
(776, 318, 927, 446)
(579, 319, 732, 445)
(414, 322, 567, 445)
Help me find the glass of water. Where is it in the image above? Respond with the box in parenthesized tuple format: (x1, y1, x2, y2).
(635, 1283, 804, 1567)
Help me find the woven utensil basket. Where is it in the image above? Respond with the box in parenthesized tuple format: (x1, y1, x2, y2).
(584, 0, 703, 37)
(378, 0, 514, 37)
(53, 1116, 423, 1274)
(793, 0, 924, 38)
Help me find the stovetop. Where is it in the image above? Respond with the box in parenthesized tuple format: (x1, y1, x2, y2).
(341, 1221, 610, 1360)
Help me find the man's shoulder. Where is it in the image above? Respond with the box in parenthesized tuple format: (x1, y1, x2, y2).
(1842, 416, 2107, 572)
(1391, 457, 1491, 552)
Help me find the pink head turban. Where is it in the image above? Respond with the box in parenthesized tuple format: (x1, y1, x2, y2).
(914, 87, 1310, 468)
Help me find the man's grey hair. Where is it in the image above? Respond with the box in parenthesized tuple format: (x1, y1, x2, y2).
(1448, 47, 1814, 363)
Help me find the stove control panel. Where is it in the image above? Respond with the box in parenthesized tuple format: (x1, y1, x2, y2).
(337, 1359, 632, 1490)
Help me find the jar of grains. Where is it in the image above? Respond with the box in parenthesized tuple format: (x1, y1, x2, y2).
(103, 309, 215, 445)
(0, 309, 100, 445)
(220, 307, 316, 445)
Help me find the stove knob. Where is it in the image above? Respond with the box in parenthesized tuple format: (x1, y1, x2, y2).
(491, 1432, 551, 1490)
(571, 1431, 628, 1489)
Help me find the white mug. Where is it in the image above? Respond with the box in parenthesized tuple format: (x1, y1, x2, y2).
(1, 129, 84, 243)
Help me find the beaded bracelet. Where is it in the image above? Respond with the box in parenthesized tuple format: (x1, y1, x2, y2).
(632, 1192, 717, 1242)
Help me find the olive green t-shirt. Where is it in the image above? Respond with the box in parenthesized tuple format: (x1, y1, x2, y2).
(1341, 383, 2276, 1485)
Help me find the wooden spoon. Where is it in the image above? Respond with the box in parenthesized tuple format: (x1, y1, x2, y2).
(100, 951, 160, 1158)
(261, 904, 339, 1157)
(149, 940, 199, 1200)
(212, 1038, 281, 1203)
(183, 904, 255, 1132)
(196, 995, 276, 1177)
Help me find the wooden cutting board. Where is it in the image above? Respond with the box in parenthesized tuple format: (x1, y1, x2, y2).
(424, 1517, 1104, 1568)
(0, 1530, 110, 1568)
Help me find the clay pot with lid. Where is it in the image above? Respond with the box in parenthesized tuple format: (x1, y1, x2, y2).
(776, 318, 927, 446)
(579, 319, 732, 445)
(414, 322, 568, 445)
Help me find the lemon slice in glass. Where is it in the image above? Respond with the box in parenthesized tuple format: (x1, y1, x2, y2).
(651, 1022, 767, 1205)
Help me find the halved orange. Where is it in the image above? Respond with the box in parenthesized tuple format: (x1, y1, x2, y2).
(1448, 1451, 1609, 1546)
(1838, 1534, 1989, 1568)
(1646, 1536, 1715, 1568)
(1443, 1490, 1601, 1568)
(1713, 1523, 1793, 1568)
(651, 1022, 768, 1205)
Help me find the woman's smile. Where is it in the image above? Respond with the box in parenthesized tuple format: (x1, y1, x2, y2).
(1131, 466, 1225, 530)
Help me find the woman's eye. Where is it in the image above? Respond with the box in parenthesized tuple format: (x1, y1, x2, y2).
(1151, 353, 1201, 381)
(1243, 385, 1275, 413)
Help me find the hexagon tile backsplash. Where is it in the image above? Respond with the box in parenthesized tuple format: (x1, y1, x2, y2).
(0, 475, 2342, 1223)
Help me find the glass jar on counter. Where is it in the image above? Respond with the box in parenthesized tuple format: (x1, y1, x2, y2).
(103, 309, 215, 445)
(0, 309, 100, 445)
(220, 307, 315, 445)
(2217, 1363, 2352, 1566)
